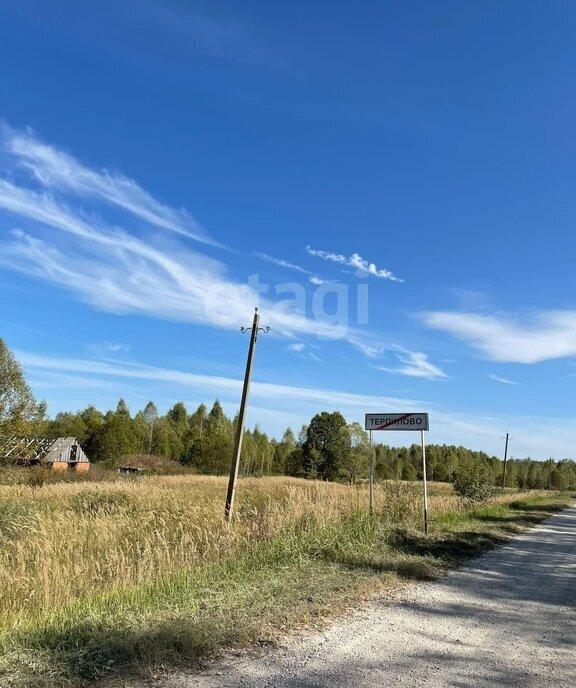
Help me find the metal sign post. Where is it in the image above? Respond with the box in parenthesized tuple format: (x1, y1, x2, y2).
(364, 412, 430, 535)
(369, 429, 374, 515)
(420, 429, 429, 536)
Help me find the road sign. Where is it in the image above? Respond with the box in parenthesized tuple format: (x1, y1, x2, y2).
(365, 413, 429, 431)
(365, 411, 430, 536)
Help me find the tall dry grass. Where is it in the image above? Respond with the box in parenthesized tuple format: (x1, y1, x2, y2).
(0, 477, 350, 631)
(0, 476, 550, 636)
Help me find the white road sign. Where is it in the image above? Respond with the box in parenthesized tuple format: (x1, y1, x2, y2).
(365, 413, 429, 431)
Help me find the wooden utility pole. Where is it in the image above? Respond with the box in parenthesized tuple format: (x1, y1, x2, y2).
(501, 432, 509, 490)
(224, 308, 268, 521)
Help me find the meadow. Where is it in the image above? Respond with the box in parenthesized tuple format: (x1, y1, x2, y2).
(0, 475, 571, 686)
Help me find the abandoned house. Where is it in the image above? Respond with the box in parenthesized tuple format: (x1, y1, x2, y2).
(0, 437, 91, 472)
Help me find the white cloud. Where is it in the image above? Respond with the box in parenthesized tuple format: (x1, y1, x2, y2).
(0, 126, 380, 349)
(254, 253, 330, 288)
(27, 371, 113, 390)
(306, 245, 403, 282)
(422, 310, 576, 363)
(489, 374, 519, 385)
(254, 252, 309, 274)
(306, 246, 346, 264)
(2, 125, 213, 245)
(105, 342, 130, 353)
(88, 342, 130, 355)
(17, 351, 415, 410)
(375, 350, 447, 381)
(286, 342, 323, 362)
(348, 339, 385, 359)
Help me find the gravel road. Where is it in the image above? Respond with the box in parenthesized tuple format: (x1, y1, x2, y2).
(169, 506, 576, 688)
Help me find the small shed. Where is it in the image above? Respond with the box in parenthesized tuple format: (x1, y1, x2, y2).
(117, 466, 141, 475)
(0, 437, 90, 472)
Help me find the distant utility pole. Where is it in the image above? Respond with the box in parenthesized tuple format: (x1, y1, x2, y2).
(224, 308, 269, 521)
(501, 432, 510, 490)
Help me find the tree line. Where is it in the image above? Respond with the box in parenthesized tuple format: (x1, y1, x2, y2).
(20, 399, 576, 490)
(1, 338, 575, 489)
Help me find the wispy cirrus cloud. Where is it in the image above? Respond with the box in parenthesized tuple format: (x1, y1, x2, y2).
(306, 245, 403, 282)
(254, 251, 329, 286)
(421, 310, 576, 364)
(286, 342, 322, 362)
(0, 126, 384, 350)
(88, 341, 131, 356)
(348, 339, 385, 359)
(287, 343, 306, 352)
(347, 337, 446, 380)
(375, 349, 447, 381)
(309, 275, 332, 285)
(17, 351, 412, 410)
(254, 251, 309, 274)
(489, 374, 519, 385)
(1, 125, 213, 245)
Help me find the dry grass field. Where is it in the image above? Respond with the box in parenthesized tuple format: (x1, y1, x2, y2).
(0, 475, 571, 686)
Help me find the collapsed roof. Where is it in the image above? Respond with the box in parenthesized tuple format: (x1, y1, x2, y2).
(0, 437, 90, 465)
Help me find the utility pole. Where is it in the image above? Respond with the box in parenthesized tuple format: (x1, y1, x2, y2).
(224, 308, 269, 521)
(501, 432, 510, 490)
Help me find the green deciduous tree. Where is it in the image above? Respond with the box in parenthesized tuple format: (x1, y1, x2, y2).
(0, 338, 38, 439)
(303, 411, 350, 481)
(339, 422, 369, 484)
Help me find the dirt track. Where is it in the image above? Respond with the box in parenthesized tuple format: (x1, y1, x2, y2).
(171, 506, 576, 688)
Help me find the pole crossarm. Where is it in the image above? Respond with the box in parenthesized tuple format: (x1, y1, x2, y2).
(241, 325, 270, 335)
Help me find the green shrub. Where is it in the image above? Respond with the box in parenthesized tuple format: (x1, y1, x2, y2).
(452, 463, 495, 502)
(26, 467, 49, 488)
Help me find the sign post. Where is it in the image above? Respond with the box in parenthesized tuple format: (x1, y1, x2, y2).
(369, 430, 374, 515)
(420, 429, 428, 535)
(364, 413, 430, 534)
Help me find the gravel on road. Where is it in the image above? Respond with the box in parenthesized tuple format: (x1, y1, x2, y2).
(166, 506, 576, 688)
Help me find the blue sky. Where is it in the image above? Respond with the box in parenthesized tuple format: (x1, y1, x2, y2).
(1, 0, 576, 458)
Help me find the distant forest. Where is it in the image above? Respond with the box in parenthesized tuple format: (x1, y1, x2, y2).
(30, 399, 576, 490)
(1, 338, 575, 489)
